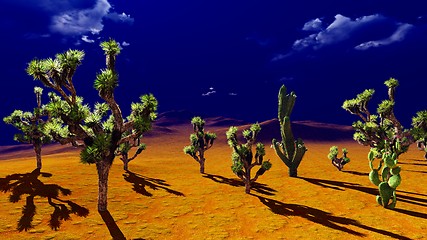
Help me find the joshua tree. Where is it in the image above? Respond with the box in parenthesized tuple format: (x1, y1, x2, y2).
(411, 110, 427, 159)
(342, 78, 411, 209)
(327, 146, 350, 171)
(183, 117, 217, 174)
(226, 123, 272, 194)
(26, 39, 158, 212)
(116, 134, 146, 171)
(3, 87, 53, 169)
(342, 78, 412, 156)
(272, 85, 307, 177)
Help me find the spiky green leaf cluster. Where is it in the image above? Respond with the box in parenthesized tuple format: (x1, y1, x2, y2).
(94, 69, 118, 95)
(411, 110, 427, 142)
(80, 134, 111, 164)
(100, 39, 121, 56)
(377, 100, 394, 117)
(384, 78, 399, 88)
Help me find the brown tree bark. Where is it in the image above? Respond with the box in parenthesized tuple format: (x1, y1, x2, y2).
(34, 143, 42, 169)
(96, 160, 111, 212)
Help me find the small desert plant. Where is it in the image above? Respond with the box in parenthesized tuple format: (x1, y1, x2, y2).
(183, 117, 216, 174)
(411, 110, 427, 159)
(226, 123, 272, 194)
(3, 87, 56, 169)
(272, 85, 307, 177)
(342, 78, 411, 209)
(327, 146, 350, 171)
(116, 135, 146, 171)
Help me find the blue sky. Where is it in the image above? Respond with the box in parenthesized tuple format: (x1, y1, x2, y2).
(1, 0, 427, 145)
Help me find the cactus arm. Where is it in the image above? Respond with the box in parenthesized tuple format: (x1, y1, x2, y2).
(272, 139, 291, 168)
(294, 144, 307, 169)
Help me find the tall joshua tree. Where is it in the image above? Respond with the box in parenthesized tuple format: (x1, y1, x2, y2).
(272, 85, 307, 177)
(342, 78, 412, 208)
(3, 87, 53, 169)
(226, 123, 272, 194)
(183, 117, 217, 174)
(26, 39, 158, 212)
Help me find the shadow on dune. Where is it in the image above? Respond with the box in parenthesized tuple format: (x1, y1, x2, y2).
(341, 170, 369, 176)
(405, 169, 427, 174)
(252, 194, 411, 240)
(202, 173, 277, 196)
(300, 177, 427, 208)
(0, 168, 89, 231)
(123, 171, 185, 197)
(99, 210, 126, 240)
(399, 162, 427, 167)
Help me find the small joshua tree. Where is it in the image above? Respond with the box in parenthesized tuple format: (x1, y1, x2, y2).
(116, 134, 146, 171)
(26, 39, 157, 212)
(226, 123, 272, 194)
(183, 117, 216, 174)
(327, 146, 350, 171)
(272, 85, 307, 177)
(3, 87, 53, 169)
(411, 110, 427, 159)
(342, 78, 412, 209)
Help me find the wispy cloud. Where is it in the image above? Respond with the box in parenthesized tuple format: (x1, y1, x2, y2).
(82, 35, 95, 43)
(122, 41, 130, 47)
(228, 93, 238, 96)
(355, 23, 414, 50)
(106, 12, 134, 24)
(302, 18, 323, 32)
(202, 87, 216, 97)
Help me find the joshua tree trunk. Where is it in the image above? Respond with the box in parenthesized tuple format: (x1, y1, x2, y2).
(244, 170, 252, 194)
(199, 153, 205, 174)
(289, 166, 297, 177)
(34, 143, 42, 169)
(122, 155, 129, 172)
(96, 160, 111, 212)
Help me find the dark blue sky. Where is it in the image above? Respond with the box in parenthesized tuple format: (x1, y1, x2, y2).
(1, 0, 427, 145)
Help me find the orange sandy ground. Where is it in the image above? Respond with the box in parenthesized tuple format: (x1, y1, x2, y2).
(0, 131, 426, 239)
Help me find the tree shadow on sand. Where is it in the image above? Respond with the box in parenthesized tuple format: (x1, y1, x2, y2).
(300, 177, 427, 218)
(99, 210, 126, 240)
(123, 171, 184, 197)
(202, 173, 277, 196)
(0, 168, 89, 231)
(252, 194, 411, 240)
(341, 170, 369, 176)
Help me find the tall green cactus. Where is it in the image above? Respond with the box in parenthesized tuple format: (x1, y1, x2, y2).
(368, 141, 402, 209)
(272, 85, 307, 177)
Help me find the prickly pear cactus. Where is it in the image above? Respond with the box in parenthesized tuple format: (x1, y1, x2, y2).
(368, 140, 402, 209)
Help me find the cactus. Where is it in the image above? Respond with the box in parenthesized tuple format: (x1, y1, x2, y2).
(272, 85, 307, 177)
(226, 123, 272, 194)
(183, 117, 217, 173)
(368, 141, 402, 209)
(327, 146, 350, 171)
(343, 78, 413, 209)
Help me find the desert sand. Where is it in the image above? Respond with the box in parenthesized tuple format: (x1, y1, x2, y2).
(0, 116, 426, 239)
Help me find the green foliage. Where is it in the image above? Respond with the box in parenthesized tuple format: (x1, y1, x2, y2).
(80, 134, 112, 164)
(100, 39, 121, 56)
(384, 78, 399, 88)
(272, 85, 307, 177)
(183, 117, 216, 173)
(94, 69, 118, 95)
(226, 124, 271, 192)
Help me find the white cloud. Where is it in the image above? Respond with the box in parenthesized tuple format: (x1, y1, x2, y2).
(106, 12, 134, 24)
(355, 23, 414, 50)
(202, 87, 216, 96)
(302, 18, 323, 31)
(82, 35, 95, 43)
(229, 93, 237, 96)
(122, 41, 130, 47)
(50, 0, 111, 36)
(293, 14, 387, 51)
